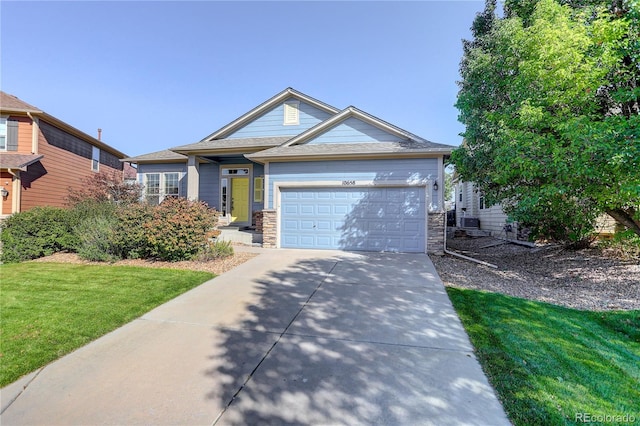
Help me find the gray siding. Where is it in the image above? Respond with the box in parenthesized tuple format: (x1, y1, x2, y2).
(268, 158, 440, 210)
(138, 163, 187, 196)
(307, 117, 403, 144)
(199, 162, 220, 209)
(227, 101, 333, 138)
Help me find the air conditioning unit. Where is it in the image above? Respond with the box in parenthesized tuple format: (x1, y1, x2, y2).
(461, 217, 480, 228)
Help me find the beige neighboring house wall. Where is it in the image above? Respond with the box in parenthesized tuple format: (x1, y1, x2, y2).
(455, 179, 618, 238)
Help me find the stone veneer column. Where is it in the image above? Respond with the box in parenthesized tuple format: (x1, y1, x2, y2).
(261, 209, 277, 248)
(427, 212, 445, 255)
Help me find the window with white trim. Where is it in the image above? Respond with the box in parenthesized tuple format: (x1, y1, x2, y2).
(144, 172, 181, 205)
(92, 146, 100, 171)
(0, 117, 7, 151)
(283, 101, 299, 125)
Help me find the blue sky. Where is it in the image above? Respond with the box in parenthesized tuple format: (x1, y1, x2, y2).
(1, 1, 484, 157)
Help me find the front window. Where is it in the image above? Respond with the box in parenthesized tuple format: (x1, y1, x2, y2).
(0, 117, 7, 151)
(145, 173, 161, 205)
(164, 172, 180, 197)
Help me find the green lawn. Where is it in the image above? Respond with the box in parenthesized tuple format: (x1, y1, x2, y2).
(0, 263, 213, 387)
(447, 287, 640, 425)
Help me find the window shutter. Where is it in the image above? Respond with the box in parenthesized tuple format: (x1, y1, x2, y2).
(7, 120, 19, 151)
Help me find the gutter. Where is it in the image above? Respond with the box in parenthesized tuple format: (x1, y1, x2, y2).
(443, 224, 498, 269)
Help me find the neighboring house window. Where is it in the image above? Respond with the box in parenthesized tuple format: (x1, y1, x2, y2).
(92, 146, 100, 171)
(254, 176, 264, 203)
(0, 117, 6, 150)
(145, 172, 180, 205)
(283, 101, 300, 125)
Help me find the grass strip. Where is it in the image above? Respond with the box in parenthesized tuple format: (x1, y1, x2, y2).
(446, 287, 639, 425)
(0, 263, 213, 387)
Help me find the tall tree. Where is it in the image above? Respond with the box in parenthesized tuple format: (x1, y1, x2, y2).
(453, 0, 640, 243)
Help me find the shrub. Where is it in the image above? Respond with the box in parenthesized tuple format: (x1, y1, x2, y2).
(599, 230, 640, 260)
(111, 202, 153, 260)
(1, 207, 75, 263)
(66, 170, 143, 206)
(74, 216, 119, 262)
(196, 239, 234, 261)
(142, 197, 218, 261)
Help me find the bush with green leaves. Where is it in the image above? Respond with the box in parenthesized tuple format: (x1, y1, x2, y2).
(1, 207, 75, 263)
(143, 197, 219, 261)
(74, 215, 120, 262)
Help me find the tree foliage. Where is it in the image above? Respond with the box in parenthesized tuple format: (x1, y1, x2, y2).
(453, 0, 640, 243)
(66, 170, 143, 206)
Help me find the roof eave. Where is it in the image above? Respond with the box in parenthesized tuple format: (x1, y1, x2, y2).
(246, 150, 452, 163)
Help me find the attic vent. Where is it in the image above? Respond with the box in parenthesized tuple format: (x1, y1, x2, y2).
(283, 101, 299, 125)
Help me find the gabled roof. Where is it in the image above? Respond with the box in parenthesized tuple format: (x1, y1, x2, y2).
(200, 88, 341, 141)
(0, 92, 42, 114)
(171, 136, 291, 155)
(282, 106, 430, 147)
(0, 153, 44, 170)
(122, 149, 187, 163)
(0, 91, 128, 159)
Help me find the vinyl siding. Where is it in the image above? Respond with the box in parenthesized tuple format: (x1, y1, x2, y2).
(137, 163, 187, 197)
(227, 101, 333, 138)
(15, 117, 33, 152)
(267, 158, 439, 210)
(198, 162, 219, 209)
(307, 117, 403, 144)
(1, 171, 12, 215)
(478, 204, 510, 234)
(20, 129, 121, 211)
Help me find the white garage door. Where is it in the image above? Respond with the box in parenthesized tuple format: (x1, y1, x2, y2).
(280, 186, 425, 252)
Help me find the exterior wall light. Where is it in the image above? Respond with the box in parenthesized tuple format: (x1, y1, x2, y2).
(433, 180, 438, 191)
(1, 187, 9, 197)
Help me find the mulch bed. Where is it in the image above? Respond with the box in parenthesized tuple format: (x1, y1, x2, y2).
(431, 236, 639, 311)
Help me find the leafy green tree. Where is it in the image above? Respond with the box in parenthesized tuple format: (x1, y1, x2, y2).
(453, 0, 640, 243)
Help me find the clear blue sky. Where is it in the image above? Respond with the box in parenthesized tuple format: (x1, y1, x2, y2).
(1, 1, 484, 157)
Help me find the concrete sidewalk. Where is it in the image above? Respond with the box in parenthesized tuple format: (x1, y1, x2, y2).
(1, 249, 509, 425)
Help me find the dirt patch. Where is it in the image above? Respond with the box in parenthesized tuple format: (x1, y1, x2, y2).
(30, 248, 258, 276)
(431, 236, 639, 311)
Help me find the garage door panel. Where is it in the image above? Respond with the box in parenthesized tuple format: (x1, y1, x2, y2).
(280, 187, 425, 252)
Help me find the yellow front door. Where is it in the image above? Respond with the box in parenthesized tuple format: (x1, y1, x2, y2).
(231, 177, 249, 223)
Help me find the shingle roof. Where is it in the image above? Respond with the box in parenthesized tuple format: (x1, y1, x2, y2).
(246, 140, 454, 161)
(0, 92, 42, 113)
(122, 149, 187, 163)
(171, 136, 292, 153)
(0, 153, 44, 170)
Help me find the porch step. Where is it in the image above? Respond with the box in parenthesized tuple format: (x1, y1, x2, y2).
(217, 226, 263, 246)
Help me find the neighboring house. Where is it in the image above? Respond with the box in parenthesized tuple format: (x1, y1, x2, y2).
(454, 180, 521, 238)
(454, 180, 617, 239)
(0, 91, 128, 217)
(124, 88, 454, 254)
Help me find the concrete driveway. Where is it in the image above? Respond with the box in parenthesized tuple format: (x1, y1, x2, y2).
(1, 248, 509, 425)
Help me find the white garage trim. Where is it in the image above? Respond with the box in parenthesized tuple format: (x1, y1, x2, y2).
(274, 180, 432, 251)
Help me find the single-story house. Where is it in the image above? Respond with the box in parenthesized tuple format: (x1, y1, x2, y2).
(0, 91, 130, 217)
(124, 88, 454, 254)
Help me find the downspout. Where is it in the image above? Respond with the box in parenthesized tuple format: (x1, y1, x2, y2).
(443, 222, 498, 269)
